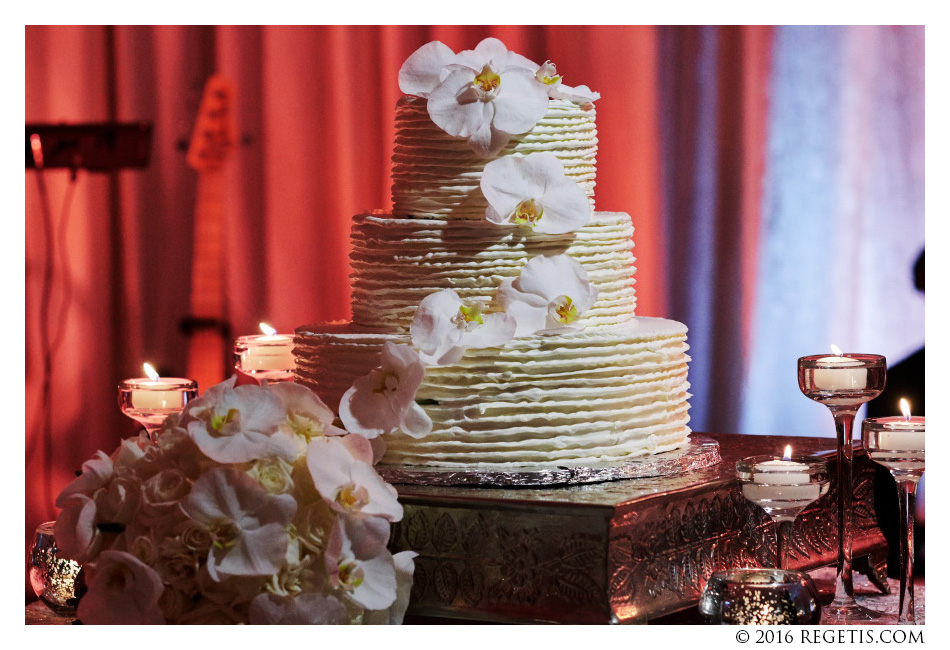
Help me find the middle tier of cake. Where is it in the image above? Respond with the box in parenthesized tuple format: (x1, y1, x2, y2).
(350, 211, 638, 332)
(295, 317, 691, 468)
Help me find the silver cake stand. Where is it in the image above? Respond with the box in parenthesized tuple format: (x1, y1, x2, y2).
(376, 435, 721, 487)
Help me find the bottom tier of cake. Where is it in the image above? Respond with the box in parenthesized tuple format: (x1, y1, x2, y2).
(294, 317, 692, 468)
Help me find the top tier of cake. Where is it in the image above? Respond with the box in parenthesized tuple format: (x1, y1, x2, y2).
(391, 96, 598, 220)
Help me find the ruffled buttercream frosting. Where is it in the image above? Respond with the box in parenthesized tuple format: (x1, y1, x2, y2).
(391, 95, 598, 220)
(294, 317, 691, 468)
(350, 211, 636, 332)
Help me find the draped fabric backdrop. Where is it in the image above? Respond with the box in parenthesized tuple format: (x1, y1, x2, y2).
(24, 25, 924, 594)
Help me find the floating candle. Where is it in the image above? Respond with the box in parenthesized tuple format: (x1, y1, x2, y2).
(811, 345, 868, 391)
(118, 365, 198, 441)
(739, 450, 826, 514)
(234, 323, 296, 378)
(127, 364, 192, 410)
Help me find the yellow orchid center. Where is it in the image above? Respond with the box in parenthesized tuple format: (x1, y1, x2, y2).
(209, 519, 241, 550)
(537, 61, 562, 86)
(372, 370, 399, 395)
(335, 482, 370, 513)
(552, 295, 579, 324)
(286, 412, 324, 442)
(338, 560, 365, 590)
(511, 198, 543, 227)
(210, 408, 240, 431)
(452, 303, 485, 332)
(474, 64, 501, 93)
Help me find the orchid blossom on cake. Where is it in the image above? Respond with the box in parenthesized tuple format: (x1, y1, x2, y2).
(53, 378, 416, 625)
(497, 254, 600, 336)
(410, 288, 517, 365)
(481, 152, 591, 233)
(339, 342, 433, 439)
(398, 39, 600, 157)
(399, 38, 549, 157)
(535, 60, 601, 105)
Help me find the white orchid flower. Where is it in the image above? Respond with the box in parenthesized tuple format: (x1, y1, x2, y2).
(306, 436, 403, 522)
(53, 493, 102, 564)
(497, 254, 600, 336)
(179, 380, 292, 464)
(362, 550, 418, 625)
(55, 451, 113, 507)
(267, 381, 347, 446)
(481, 153, 591, 234)
(180, 467, 296, 581)
(248, 591, 348, 625)
(535, 60, 601, 105)
(400, 37, 549, 157)
(339, 342, 432, 439)
(410, 288, 517, 365)
(324, 521, 398, 612)
(77, 551, 166, 624)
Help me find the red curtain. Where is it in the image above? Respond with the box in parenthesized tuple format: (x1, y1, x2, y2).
(24, 25, 768, 596)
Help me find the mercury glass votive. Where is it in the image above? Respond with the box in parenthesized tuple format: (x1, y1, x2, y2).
(737, 452, 829, 570)
(234, 331, 296, 382)
(862, 407, 924, 624)
(699, 568, 821, 625)
(118, 375, 198, 441)
(29, 522, 81, 615)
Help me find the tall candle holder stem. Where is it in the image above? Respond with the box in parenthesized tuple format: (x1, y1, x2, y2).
(861, 412, 924, 624)
(830, 407, 858, 611)
(896, 478, 918, 624)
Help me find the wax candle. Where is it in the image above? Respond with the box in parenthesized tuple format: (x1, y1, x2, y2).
(866, 416, 925, 451)
(129, 381, 185, 409)
(752, 459, 811, 485)
(812, 354, 868, 391)
(234, 323, 296, 376)
(237, 337, 295, 371)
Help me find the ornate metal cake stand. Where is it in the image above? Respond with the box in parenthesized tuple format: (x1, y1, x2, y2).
(377, 436, 721, 487)
(389, 433, 889, 624)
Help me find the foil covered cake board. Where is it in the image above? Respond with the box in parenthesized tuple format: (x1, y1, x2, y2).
(388, 433, 888, 625)
(377, 436, 721, 487)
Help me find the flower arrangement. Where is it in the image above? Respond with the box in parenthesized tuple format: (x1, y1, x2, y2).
(54, 378, 416, 624)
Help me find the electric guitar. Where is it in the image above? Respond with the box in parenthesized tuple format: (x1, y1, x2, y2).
(182, 75, 236, 394)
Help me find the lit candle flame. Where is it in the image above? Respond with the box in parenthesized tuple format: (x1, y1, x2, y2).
(783, 444, 793, 461)
(259, 322, 277, 336)
(830, 343, 843, 356)
(900, 398, 912, 421)
(143, 363, 160, 381)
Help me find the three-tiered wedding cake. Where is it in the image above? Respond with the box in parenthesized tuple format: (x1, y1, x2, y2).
(295, 38, 691, 468)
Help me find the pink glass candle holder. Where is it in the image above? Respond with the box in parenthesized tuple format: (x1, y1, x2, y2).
(234, 328, 296, 383)
(862, 405, 924, 625)
(798, 351, 885, 624)
(737, 452, 829, 570)
(118, 375, 198, 441)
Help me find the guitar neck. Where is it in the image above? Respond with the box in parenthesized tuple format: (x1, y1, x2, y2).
(189, 170, 226, 319)
(185, 170, 229, 390)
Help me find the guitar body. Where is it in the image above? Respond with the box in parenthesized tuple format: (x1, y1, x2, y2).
(183, 76, 236, 394)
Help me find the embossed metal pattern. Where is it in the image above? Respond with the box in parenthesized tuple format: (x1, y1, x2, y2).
(390, 433, 888, 624)
(378, 436, 722, 487)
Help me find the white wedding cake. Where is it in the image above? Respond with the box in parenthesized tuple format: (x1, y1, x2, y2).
(295, 39, 691, 468)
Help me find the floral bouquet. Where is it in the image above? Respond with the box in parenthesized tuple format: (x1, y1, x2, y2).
(53, 377, 415, 624)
